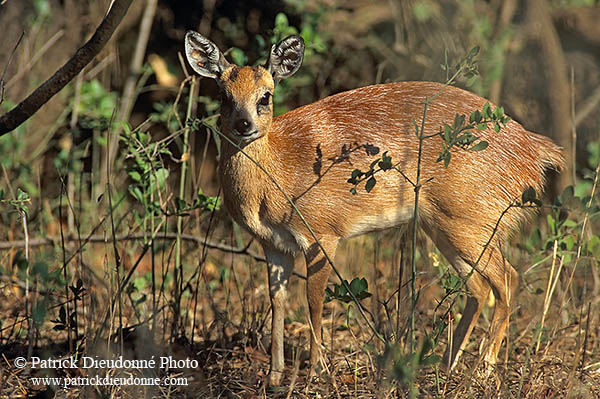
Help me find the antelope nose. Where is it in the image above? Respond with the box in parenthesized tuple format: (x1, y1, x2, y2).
(234, 118, 252, 135)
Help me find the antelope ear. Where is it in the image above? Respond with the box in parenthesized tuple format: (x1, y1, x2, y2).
(265, 35, 305, 86)
(184, 31, 230, 79)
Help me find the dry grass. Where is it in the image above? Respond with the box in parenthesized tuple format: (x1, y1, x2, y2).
(1, 229, 599, 398)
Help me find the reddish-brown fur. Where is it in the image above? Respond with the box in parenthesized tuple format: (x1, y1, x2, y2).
(185, 32, 563, 386)
(227, 82, 562, 245)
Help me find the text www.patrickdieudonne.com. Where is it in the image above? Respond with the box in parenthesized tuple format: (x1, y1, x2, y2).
(14, 355, 195, 388)
(30, 375, 189, 389)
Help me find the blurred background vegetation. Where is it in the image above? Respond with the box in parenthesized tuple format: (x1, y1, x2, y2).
(0, 0, 599, 397)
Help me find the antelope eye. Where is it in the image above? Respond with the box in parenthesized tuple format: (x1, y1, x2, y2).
(258, 92, 271, 106)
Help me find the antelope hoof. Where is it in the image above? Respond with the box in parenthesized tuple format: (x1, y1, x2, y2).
(440, 350, 457, 372)
(480, 358, 497, 378)
(308, 360, 325, 380)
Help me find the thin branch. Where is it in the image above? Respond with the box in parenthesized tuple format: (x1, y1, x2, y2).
(0, 0, 134, 135)
(6, 30, 65, 91)
(574, 84, 600, 128)
(0, 31, 24, 106)
(0, 232, 266, 262)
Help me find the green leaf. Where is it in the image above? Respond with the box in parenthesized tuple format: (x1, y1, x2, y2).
(134, 276, 147, 291)
(129, 186, 144, 203)
(12, 250, 28, 270)
(349, 277, 368, 294)
(194, 189, 221, 211)
(275, 12, 289, 29)
(443, 151, 451, 168)
(482, 102, 491, 118)
(586, 235, 600, 258)
(469, 110, 482, 123)
(561, 235, 575, 251)
(559, 185, 574, 206)
(421, 354, 441, 367)
(32, 299, 49, 326)
(32, 261, 49, 279)
(443, 125, 451, 143)
(17, 188, 29, 201)
(59, 306, 67, 323)
(412, 1, 433, 21)
(176, 197, 188, 212)
(379, 152, 393, 171)
(229, 48, 248, 66)
(530, 228, 541, 248)
(468, 46, 480, 59)
(468, 141, 488, 152)
(128, 170, 142, 182)
(457, 133, 476, 146)
(325, 278, 372, 304)
(453, 114, 465, 129)
(152, 168, 169, 190)
(324, 288, 335, 303)
(365, 177, 376, 193)
(495, 106, 505, 118)
(547, 214, 556, 234)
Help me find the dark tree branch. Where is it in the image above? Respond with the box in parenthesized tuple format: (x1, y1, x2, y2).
(0, 0, 134, 136)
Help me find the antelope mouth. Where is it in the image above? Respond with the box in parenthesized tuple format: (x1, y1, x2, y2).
(231, 130, 260, 144)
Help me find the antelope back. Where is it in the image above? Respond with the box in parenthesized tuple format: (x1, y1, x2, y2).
(264, 82, 563, 251)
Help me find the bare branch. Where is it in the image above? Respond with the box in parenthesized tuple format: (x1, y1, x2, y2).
(0, 232, 267, 263)
(0, 232, 311, 280)
(0, 31, 24, 106)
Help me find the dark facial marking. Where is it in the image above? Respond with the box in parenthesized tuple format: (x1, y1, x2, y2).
(228, 66, 240, 83)
(253, 66, 263, 82)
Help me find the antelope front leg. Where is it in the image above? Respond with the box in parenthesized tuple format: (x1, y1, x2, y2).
(304, 237, 338, 377)
(264, 246, 295, 387)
